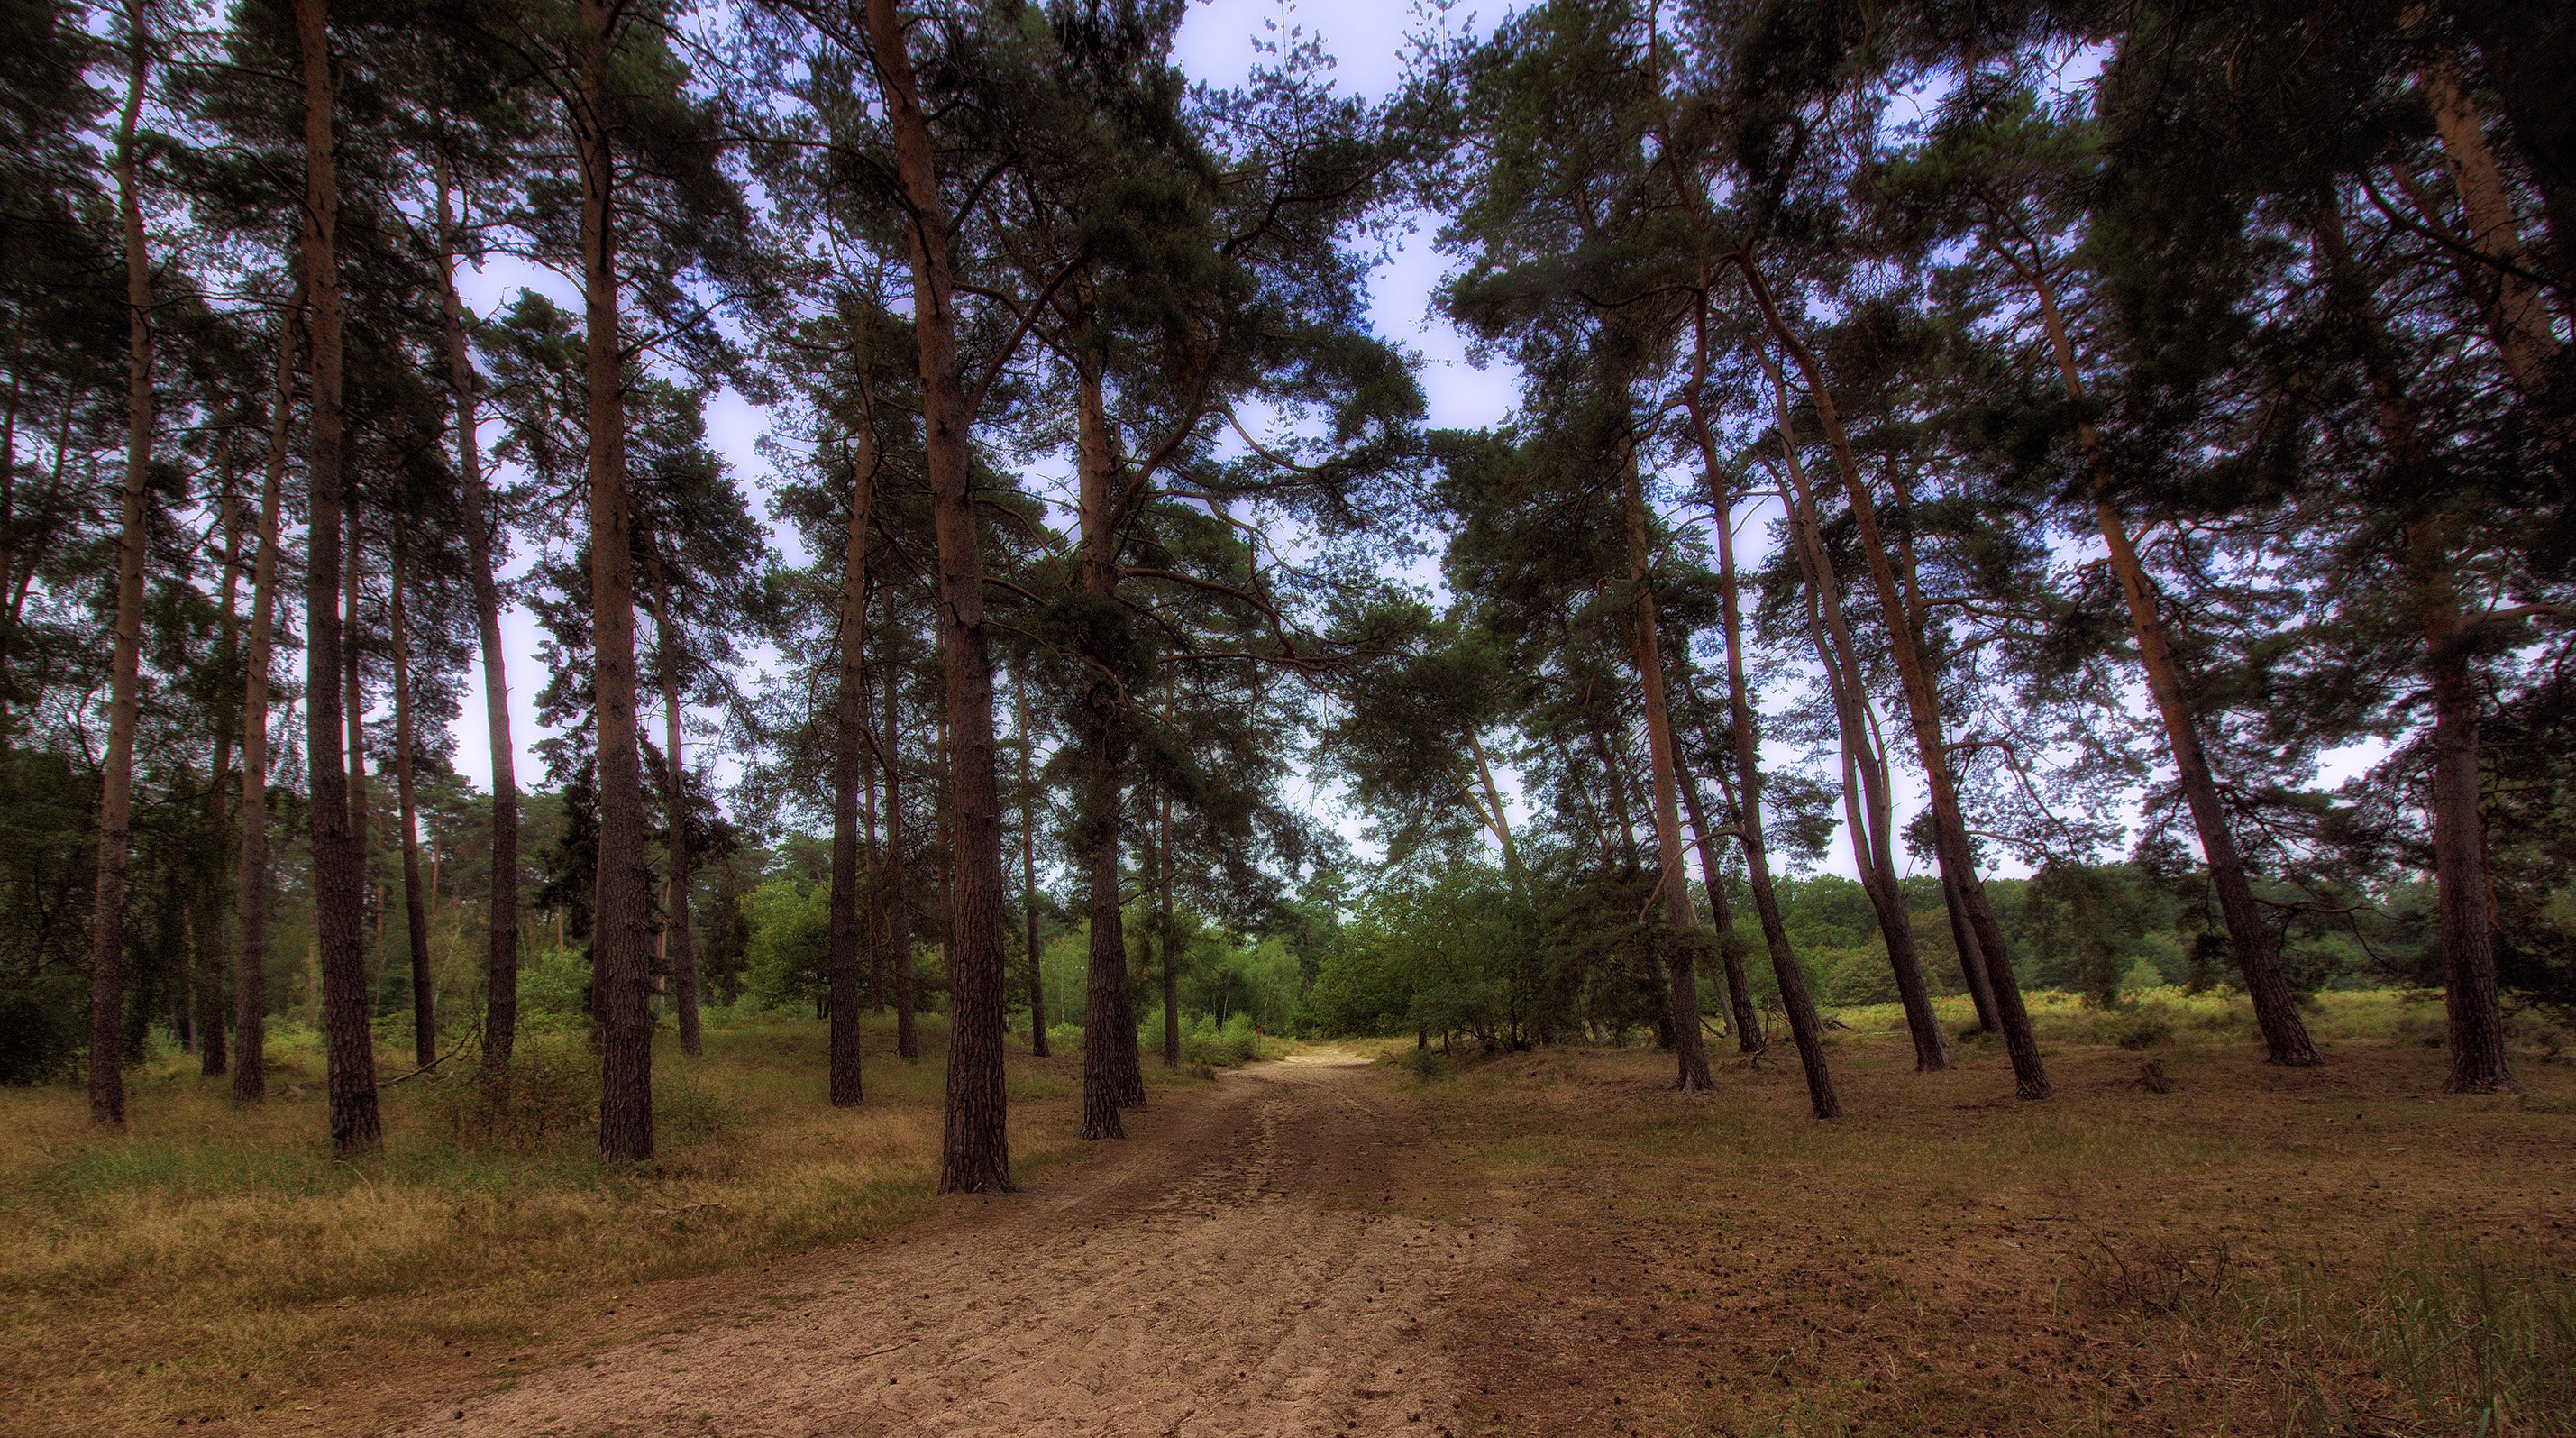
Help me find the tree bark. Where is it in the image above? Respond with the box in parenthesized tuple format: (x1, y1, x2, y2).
(1620, 451, 1715, 1091)
(86, 1, 156, 1129)
(233, 285, 296, 1105)
(389, 530, 435, 1071)
(1676, 753, 1762, 1054)
(1016, 664, 1047, 1057)
(1734, 250, 2049, 1100)
(295, 0, 381, 1151)
(1073, 346, 1132, 1140)
(434, 161, 520, 1067)
(576, 0, 654, 1162)
(1941, 870, 2000, 1034)
(827, 428, 876, 1104)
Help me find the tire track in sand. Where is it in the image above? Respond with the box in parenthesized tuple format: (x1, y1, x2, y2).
(397, 1052, 1512, 1437)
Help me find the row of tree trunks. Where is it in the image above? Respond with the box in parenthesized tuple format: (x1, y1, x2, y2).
(1733, 249, 2051, 1101)
(827, 429, 877, 1105)
(864, 0, 1013, 1193)
(433, 164, 520, 1068)
(1759, 364, 1948, 1073)
(233, 285, 297, 1105)
(1617, 444, 1715, 1092)
(294, 0, 381, 1152)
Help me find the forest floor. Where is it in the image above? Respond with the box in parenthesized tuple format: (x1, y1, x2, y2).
(7, 1006, 2574, 1436)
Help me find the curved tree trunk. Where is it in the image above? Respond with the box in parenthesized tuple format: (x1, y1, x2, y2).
(827, 429, 876, 1104)
(1768, 412, 1948, 1073)
(295, 0, 380, 1151)
(233, 285, 296, 1105)
(576, 0, 654, 1163)
(1735, 250, 2048, 1101)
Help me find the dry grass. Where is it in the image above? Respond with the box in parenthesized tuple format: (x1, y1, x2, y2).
(0, 1012, 1181, 1436)
(1396, 995, 2576, 1437)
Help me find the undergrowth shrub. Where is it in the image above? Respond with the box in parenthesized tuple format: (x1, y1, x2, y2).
(433, 1040, 598, 1154)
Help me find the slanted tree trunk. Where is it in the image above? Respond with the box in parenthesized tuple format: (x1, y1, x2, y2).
(388, 530, 435, 1071)
(649, 565, 701, 1058)
(1676, 752, 1762, 1054)
(196, 446, 241, 1078)
(576, 0, 655, 1162)
(1941, 871, 2000, 1033)
(2005, 253, 2319, 1066)
(866, 0, 1012, 1192)
(827, 428, 876, 1104)
(1072, 345, 1135, 1140)
(233, 285, 296, 1105)
(434, 161, 519, 1067)
(1015, 665, 1046, 1058)
(1619, 450, 1715, 1092)
(294, 0, 380, 1151)
(1734, 250, 2049, 1100)
(1768, 412, 1948, 1073)
(86, 3, 157, 1129)
(883, 656, 918, 1062)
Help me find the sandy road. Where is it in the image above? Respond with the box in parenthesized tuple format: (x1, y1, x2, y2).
(398, 1053, 1510, 1437)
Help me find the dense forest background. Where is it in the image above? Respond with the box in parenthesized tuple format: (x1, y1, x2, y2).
(2, 0, 2571, 1177)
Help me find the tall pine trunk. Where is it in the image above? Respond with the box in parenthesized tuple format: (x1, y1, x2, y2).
(1158, 785, 1179, 1068)
(389, 532, 434, 1070)
(2316, 204, 2515, 1094)
(866, 0, 1011, 1192)
(1015, 665, 1046, 1057)
(344, 496, 371, 979)
(196, 448, 240, 1078)
(1620, 451, 1715, 1091)
(576, 0, 654, 1162)
(295, 0, 380, 1151)
(1073, 346, 1135, 1139)
(87, 2, 154, 1129)
(1736, 251, 2048, 1100)
(827, 429, 876, 1104)
(233, 286, 295, 1105)
(884, 657, 918, 1061)
(434, 163, 520, 1067)
(651, 568, 701, 1058)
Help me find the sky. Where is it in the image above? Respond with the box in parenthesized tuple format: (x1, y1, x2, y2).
(436, 0, 2109, 890)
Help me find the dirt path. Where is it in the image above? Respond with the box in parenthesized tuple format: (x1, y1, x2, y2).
(396, 1053, 1511, 1437)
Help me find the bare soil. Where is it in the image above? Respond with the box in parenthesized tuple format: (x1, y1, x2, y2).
(384, 1051, 1516, 1437)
